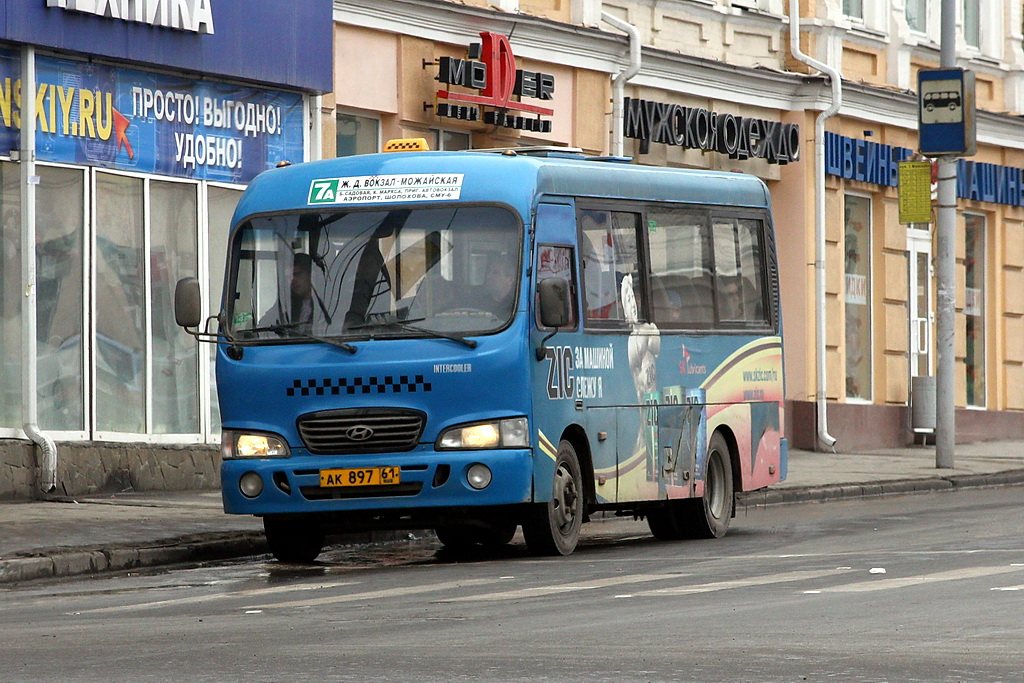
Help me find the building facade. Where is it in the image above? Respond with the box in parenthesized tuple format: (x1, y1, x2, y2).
(4, 0, 1021, 499)
(329, 0, 1023, 451)
(0, 0, 332, 498)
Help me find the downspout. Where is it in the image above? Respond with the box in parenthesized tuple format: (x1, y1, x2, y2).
(788, 0, 839, 450)
(20, 46, 58, 493)
(601, 11, 641, 157)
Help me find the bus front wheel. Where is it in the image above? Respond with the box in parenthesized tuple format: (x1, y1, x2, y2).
(263, 516, 324, 564)
(523, 440, 583, 556)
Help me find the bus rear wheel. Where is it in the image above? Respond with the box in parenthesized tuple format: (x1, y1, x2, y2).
(684, 432, 735, 539)
(263, 516, 325, 564)
(646, 501, 688, 540)
(523, 440, 583, 556)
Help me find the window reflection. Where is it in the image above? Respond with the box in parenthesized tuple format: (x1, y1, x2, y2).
(844, 195, 872, 400)
(37, 167, 85, 431)
(96, 173, 146, 433)
(151, 181, 199, 434)
(0, 162, 20, 429)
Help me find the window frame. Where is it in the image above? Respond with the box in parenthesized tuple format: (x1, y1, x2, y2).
(335, 110, 381, 158)
(842, 192, 874, 403)
(0, 161, 91, 442)
(577, 202, 649, 332)
(91, 167, 205, 444)
(963, 212, 988, 408)
(534, 243, 580, 332)
(577, 200, 777, 335)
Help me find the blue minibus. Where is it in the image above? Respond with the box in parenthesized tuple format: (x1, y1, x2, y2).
(176, 139, 787, 560)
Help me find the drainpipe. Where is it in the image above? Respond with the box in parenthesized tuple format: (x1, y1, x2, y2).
(788, 0, 839, 450)
(20, 46, 58, 493)
(601, 11, 641, 157)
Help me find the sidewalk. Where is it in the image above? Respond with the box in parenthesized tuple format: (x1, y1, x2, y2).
(2, 440, 1023, 585)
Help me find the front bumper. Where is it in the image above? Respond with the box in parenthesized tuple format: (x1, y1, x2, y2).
(221, 446, 535, 515)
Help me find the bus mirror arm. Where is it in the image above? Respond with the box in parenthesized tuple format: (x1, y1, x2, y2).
(536, 328, 559, 361)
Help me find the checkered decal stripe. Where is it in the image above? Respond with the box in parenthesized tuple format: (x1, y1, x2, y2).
(286, 375, 432, 397)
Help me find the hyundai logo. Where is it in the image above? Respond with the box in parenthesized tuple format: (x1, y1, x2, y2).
(344, 425, 375, 441)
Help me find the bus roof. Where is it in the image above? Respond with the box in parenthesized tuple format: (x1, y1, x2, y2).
(232, 150, 772, 225)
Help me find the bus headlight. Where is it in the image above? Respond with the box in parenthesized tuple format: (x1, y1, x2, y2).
(437, 417, 529, 450)
(223, 431, 290, 458)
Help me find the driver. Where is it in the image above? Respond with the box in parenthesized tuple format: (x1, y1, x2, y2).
(476, 256, 517, 315)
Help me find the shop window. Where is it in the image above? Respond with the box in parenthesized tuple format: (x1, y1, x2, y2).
(36, 167, 86, 432)
(906, 0, 927, 32)
(151, 180, 199, 434)
(964, 214, 986, 407)
(206, 186, 242, 437)
(432, 129, 471, 151)
(95, 173, 147, 434)
(336, 113, 379, 157)
(844, 195, 872, 401)
(2, 165, 88, 434)
(0, 162, 21, 431)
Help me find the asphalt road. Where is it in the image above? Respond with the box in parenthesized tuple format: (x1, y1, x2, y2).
(3, 487, 1023, 682)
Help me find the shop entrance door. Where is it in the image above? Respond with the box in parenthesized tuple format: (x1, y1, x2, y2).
(908, 229, 933, 378)
(907, 228, 936, 438)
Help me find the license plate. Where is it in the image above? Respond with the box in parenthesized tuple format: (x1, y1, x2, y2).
(320, 466, 401, 488)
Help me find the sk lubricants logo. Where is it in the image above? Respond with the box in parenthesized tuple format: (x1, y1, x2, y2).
(434, 32, 554, 133)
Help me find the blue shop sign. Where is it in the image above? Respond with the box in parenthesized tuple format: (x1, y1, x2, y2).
(826, 131, 1024, 208)
(0, 0, 331, 93)
(1, 49, 304, 183)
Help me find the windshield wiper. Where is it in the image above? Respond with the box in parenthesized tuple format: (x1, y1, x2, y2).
(349, 315, 477, 349)
(236, 322, 357, 353)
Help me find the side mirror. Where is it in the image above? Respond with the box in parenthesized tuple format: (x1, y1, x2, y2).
(538, 277, 570, 328)
(174, 277, 202, 328)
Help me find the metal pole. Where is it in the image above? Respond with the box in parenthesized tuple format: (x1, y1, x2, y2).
(935, 0, 956, 468)
(20, 46, 58, 491)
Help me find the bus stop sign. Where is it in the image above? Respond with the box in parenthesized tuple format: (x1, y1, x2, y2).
(918, 68, 976, 157)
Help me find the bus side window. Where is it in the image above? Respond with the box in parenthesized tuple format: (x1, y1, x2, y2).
(535, 244, 578, 329)
(646, 207, 714, 327)
(711, 216, 769, 326)
(580, 209, 644, 325)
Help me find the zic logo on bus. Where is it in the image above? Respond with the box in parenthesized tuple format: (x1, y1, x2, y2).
(344, 425, 375, 441)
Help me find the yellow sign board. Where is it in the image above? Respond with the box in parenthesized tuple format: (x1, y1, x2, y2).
(898, 161, 933, 224)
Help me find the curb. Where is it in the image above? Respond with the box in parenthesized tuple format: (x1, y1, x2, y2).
(0, 531, 268, 585)
(737, 469, 1024, 507)
(3, 471, 1023, 585)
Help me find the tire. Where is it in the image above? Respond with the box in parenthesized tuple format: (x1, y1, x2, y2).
(646, 501, 688, 541)
(434, 522, 517, 551)
(685, 431, 735, 539)
(263, 516, 324, 564)
(522, 440, 584, 556)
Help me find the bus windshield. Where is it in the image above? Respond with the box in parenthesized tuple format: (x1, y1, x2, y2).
(225, 205, 522, 343)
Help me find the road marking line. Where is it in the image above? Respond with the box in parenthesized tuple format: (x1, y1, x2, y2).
(73, 580, 362, 614)
(991, 585, 1024, 592)
(442, 573, 684, 602)
(635, 568, 853, 595)
(250, 577, 509, 609)
(816, 565, 1024, 593)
